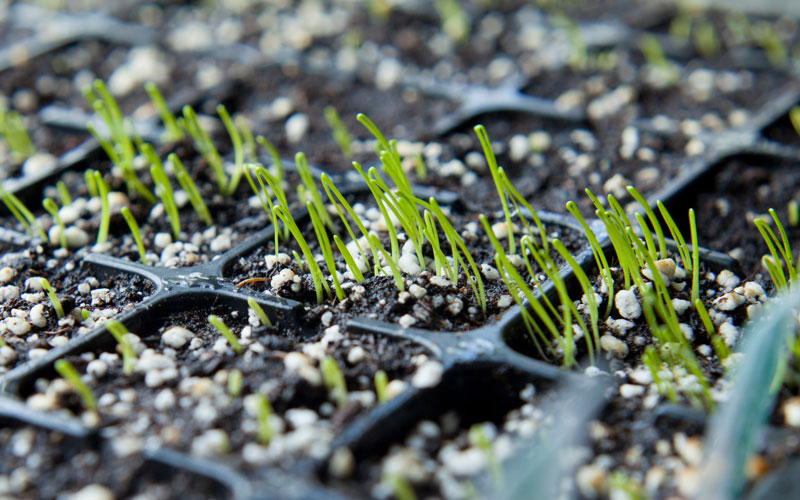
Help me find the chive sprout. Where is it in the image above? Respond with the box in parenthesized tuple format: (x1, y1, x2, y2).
(324, 105, 353, 158)
(120, 206, 146, 264)
(209, 314, 244, 355)
(296, 152, 334, 229)
(321, 356, 348, 407)
(145, 81, 183, 143)
(374, 370, 389, 403)
(247, 297, 273, 327)
(308, 201, 346, 300)
(273, 205, 331, 303)
(755, 208, 798, 291)
(106, 320, 137, 375)
(255, 393, 274, 444)
(217, 104, 244, 195)
(0, 184, 46, 240)
(56, 181, 72, 206)
(150, 158, 181, 239)
(40, 277, 64, 319)
(0, 107, 35, 162)
(256, 135, 283, 181)
(182, 105, 228, 195)
(383, 474, 417, 500)
(168, 153, 213, 226)
(228, 369, 243, 397)
(54, 359, 96, 411)
(92, 170, 111, 245)
(42, 198, 67, 249)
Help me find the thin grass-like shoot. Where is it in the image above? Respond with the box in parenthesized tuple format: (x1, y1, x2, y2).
(308, 202, 345, 301)
(0, 184, 46, 240)
(40, 278, 64, 319)
(256, 393, 274, 444)
(256, 135, 283, 181)
(120, 207, 146, 264)
(150, 160, 181, 239)
(182, 105, 227, 195)
(247, 297, 273, 327)
(0, 108, 35, 162)
(475, 124, 516, 253)
(273, 205, 331, 303)
(56, 181, 72, 206)
(145, 81, 183, 142)
(324, 106, 353, 158)
(54, 359, 96, 411)
(321, 356, 348, 407)
(217, 104, 244, 195)
(169, 153, 213, 226)
(384, 475, 417, 500)
(370, 233, 405, 292)
(228, 368, 243, 397)
(209, 314, 244, 355)
(689, 208, 700, 304)
(374, 370, 389, 403)
(296, 152, 333, 229)
(93, 171, 111, 245)
(334, 234, 365, 282)
(106, 320, 137, 375)
(42, 198, 67, 249)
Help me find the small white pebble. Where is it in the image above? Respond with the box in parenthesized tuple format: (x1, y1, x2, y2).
(408, 284, 426, 299)
(398, 314, 416, 328)
(347, 346, 367, 364)
(412, 360, 443, 389)
(615, 288, 641, 320)
(600, 334, 628, 358)
(162, 326, 193, 348)
(620, 384, 645, 398)
(0, 267, 15, 284)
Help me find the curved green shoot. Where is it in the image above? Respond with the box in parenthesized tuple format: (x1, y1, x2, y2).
(627, 186, 667, 259)
(169, 154, 213, 226)
(321, 356, 348, 407)
(384, 475, 416, 500)
(321, 173, 379, 270)
(657, 201, 692, 274)
(150, 160, 181, 239)
(0, 184, 46, 240)
(56, 181, 71, 206)
(182, 105, 227, 195)
(334, 234, 365, 282)
(308, 202, 345, 300)
(475, 124, 516, 253)
(120, 207, 146, 264)
(256, 135, 283, 181)
(145, 81, 183, 143)
(255, 393, 274, 444)
(296, 152, 333, 230)
(42, 198, 67, 249)
(552, 239, 600, 361)
(236, 116, 256, 162)
(0, 108, 35, 162)
(566, 201, 614, 317)
(93, 171, 111, 245)
(40, 278, 64, 319)
(54, 359, 96, 411)
(227, 368, 243, 397)
(273, 205, 331, 303)
(209, 314, 243, 355)
(106, 320, 137, 375)
(217, 104, 244, 195)
(690, 208, 700, 304)
(370, 233, 405, 292)
(324, 106, 353, 158)
(374, 370, 389, 403)
(247, 297, 273, 327)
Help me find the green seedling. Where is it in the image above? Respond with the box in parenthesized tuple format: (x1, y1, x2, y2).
(150, 159, 181, 240)
(182, 105, 228, 195)
(106, 320, 137, 375)
(209, 314, 244, 355)
(789, 200, 800, 227)
(383, 474, 417, 500)
(85, 80, 155, 203)
(334, 234, 365, 282)
(308, 202, 346, 300)
(256, 393, 274, 444)
(42, 198, 67, 249)
(296, 152, 333, 229)
(236, 116, 257, 162)
(469, 423, 502, 487)
(755, 209, 797, 291)
(145, 81, 183, 142)
(639, 33, 679, 85)
(753, 20, 788, 67)
(566, 201, 614, 317)
(92, 170, 111, 245)
(247, 297, 272, 327)
(0, 108, 35, 162)
(414, 154, 427, 181)
(256, 135, 283, 181)
(0, 184, 46, 240)
(56, 181, 72, 206)
(321, 356, 348, 407)
(246, 163, 290, 253)
(54, 359, 96, 411)
(228, 369, 243, 397)
(80, 309, 92, 321)
(324, 106, 353, 158)
(434, 0, 470, 44)
(273, 204, 331, 303)
(643, 345, 679, 403)
(217, 104, 244, 195)
(120, 207, 146, 264)
(374, 370, 389, 403)
(40, 277, 64, 319)
(790, 106, 800, 137)
(627, 186, 668, 259)
(551, 13, 587, 70)
(370, 233, 405, 292)
(693, 19, 720, 58)
(168, 153, 213, 226)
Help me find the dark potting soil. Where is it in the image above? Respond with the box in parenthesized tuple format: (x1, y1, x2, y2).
(0, 424, 231, 499)
(667, 156, 800, 280)
(0, 242, 154, 371)
(49, 303, 429, 472)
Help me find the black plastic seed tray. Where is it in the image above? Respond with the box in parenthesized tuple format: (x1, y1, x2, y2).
(3, 2, 800, 498)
